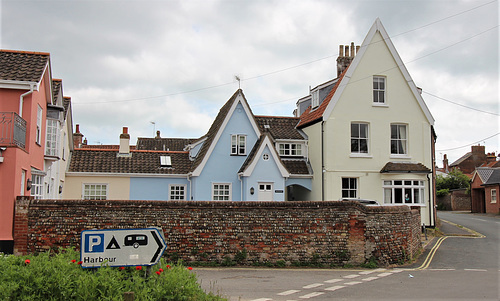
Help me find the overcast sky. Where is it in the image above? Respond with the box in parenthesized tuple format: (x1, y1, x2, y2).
(1, 0, 498, 165)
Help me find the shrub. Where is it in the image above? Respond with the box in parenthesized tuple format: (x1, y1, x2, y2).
(0, 248, 224, 301)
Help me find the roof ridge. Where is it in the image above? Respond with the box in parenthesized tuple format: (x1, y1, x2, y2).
(0, 49, 50, 56)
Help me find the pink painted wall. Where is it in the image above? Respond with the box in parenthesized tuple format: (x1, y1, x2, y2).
(0, 72, 50, 241)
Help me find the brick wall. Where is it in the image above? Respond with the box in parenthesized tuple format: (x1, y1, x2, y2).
(14, 198, 421, 266)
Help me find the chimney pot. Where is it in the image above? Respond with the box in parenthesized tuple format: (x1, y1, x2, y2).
(119, 127, 131, 155)
(156, 130, 161, 138)
(339, 45, 344, 57)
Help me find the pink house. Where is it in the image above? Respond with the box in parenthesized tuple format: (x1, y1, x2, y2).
(0, 50, 53, 253)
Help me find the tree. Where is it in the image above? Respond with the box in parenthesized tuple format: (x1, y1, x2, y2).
(436, 169, 470, 196)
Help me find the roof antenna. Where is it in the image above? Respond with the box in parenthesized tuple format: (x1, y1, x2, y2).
(235, 75, 241, 89)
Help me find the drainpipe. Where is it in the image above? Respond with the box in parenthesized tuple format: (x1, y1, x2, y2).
(321, 121, 325, 201)
(187, 174, 192, 200)
(426, 174, 434, 228)
(238, 174, 243, 201)
(19, 84, 36, 118)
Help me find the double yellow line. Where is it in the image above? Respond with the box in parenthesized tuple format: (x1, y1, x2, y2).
(415, 236, 448, 270)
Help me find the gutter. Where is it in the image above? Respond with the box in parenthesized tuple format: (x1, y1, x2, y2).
(187, 174, 192, 200)
(321, 121, 325, 201)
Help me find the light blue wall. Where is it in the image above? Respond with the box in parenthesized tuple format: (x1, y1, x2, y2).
(130, 177, 190, 200)
(286, 178, 312, 190)
(190, 141, 204, 159)
(193, 102, 259, 201)
(243, 145, 286, 201)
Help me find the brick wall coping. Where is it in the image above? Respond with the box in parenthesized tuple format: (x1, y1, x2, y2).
(27, 199, 412, 213)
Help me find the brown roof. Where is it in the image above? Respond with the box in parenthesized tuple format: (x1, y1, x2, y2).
(255, 116, 304, 140)
(68, 149, 191, 174)
(0, 49, 50, 82)
(380, 162, 431, 173)
(136, 137, 197, 151)
(79, 145, 137, 150)
(191, 89, 253, 172)
(282, 159, 311, 175)
(297, 68, 347, 128)
(52, 78, 62, 103)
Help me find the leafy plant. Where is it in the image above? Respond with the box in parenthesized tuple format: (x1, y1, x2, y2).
(0, 248, 225, 300)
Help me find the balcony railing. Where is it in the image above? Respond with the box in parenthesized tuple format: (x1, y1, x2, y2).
(0, 112, 27, 150)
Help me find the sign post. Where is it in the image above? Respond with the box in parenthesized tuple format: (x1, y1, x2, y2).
(80, 228, 167, 268)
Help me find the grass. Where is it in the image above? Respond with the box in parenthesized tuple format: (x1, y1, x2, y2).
(0, 248, 225, 301)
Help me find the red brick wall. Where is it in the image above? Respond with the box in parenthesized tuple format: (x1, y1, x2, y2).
(14, 198, 421, 266)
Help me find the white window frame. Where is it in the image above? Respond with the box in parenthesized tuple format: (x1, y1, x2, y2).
(36, 105, 43, 145)
(278, 143, 302, 156)
(83, 183, 108, 200)
(31, 174, 44, 200)
(341, 178, 358, 198)
(169, 184, 186, 200)
(231, 134, 246, 155)
(311, 90, 320, 108)
(373, 76, 386, 105)
(212, 183, 231, 201)
(491, 189, 497, 203)
(383, 180, 425, 205)
(351, 123, 369, 154)
(45, 119, 59, 157)
(160, 155, 172, 167)
(390, 124, 408, 156)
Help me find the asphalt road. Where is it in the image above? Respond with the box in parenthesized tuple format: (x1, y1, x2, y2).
(195, 212, 500, 300)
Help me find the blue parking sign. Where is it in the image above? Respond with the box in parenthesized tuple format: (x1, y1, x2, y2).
(84, 233, 104, 253)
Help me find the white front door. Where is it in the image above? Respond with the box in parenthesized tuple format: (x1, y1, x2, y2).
(258, 183, 273, 201)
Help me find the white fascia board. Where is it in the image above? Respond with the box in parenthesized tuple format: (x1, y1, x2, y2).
(0, 80, 38, 90)
(242, 135, 290, 178)
(191, 91, 260, 177)
(275, 139, 306, 143)
(185, 136, 207, 150)
(65, 172, 189, 178)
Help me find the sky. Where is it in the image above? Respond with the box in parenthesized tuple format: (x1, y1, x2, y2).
(1, 0, 498, 166)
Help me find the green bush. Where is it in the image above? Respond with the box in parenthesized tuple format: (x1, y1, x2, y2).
(0, 248, 225, 301)
(436, 188, 450, 197)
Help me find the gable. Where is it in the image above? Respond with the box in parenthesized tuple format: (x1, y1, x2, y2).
(239, 135, 289, 178)
(191, 89, 261, 177)
(322, 18, 434, 125)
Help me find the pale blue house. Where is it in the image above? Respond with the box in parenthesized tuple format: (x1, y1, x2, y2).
(67, 89, 312, 201)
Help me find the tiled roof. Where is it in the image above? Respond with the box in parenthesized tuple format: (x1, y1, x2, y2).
(297, 69, 347, 128)
(450, 152, 471, 167)
(483, 169, 500, 185)
(238, 135, 265, 174)
(380, 162, 431, 173)
(68, 149, 191, 174)
(475, 167, 496, 183)
(52, 78, 62, 103)
(79, 145, 137, 150)
(63, 97, 71, 120)
(282, 159, 311, 175)
(255, 116, 304, 140)
(0, 49, 50, 82)
(136, 137, 197, 151)
(191, 89, 249, 172)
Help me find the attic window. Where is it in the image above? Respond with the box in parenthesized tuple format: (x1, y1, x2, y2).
(311, 90, 319, 108)
(264, 125, 270, 129)
(160, 155, 172, 167)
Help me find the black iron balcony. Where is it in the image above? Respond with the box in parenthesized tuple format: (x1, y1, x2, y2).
(0, 112, 27, 150)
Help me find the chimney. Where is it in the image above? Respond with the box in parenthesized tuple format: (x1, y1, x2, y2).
(337, 42, 360, 77)
(155, 130, 161, 139)
(73, 124, 84, 148)
(486, 152, 497, 163)
(471, 145, 485, 155)
(443, 154, 449, 173)
(118, 127, 130, 156)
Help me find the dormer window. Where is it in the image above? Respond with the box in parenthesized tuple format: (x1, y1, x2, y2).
(160, 155, 172, 167)
(311, 90, 320, 108)
(279, 143, 302, 156)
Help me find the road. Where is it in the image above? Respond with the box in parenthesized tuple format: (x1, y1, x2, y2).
(195, 212, 499, 300)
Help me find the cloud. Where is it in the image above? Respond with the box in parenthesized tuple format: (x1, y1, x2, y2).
(1, 0, 498, 163)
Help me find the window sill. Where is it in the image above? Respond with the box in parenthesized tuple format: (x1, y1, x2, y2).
(372, 103, 388, 108)
(390, 154, 411, 159)
(350, 153, 372, 158)
(382, 203, 426, 207)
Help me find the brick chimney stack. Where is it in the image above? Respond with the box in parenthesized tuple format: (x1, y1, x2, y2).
(118, 127, 130, 156)
(155, 130, 161, 139)
(337, 42, 359, 77)
(443, 154, 449, 173)
(73, 124, 84, 148)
